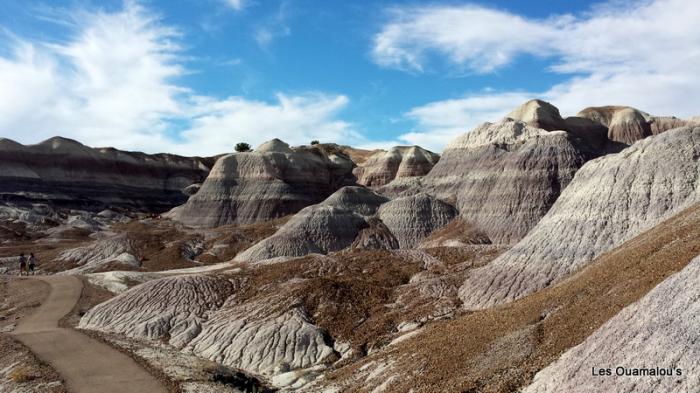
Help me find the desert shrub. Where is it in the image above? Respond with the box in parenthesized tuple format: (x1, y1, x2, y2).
(235, 142, 252, 152)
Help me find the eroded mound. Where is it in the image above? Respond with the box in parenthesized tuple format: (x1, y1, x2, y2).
(577, 106, 694, 144)
(79, 275, 238, 347)
(354, 146, 439, 188)
(234, 186, 388, 262)
(80, 247, 505, 386)
(506, 99, 568, 131)
(0, 136, 214, 212)
(378, 193, 457, 248)
(317, 202, 700, 392)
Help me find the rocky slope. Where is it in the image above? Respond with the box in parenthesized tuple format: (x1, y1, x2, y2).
(166, 139, 356, 227)
(354, 146, 439, 188)
(460, 125, 700, 309)
(0, 137, 214, 212)
(234, 186, 390, 262)
(524, 253, 700, 393)
(422, 117, 588, 244)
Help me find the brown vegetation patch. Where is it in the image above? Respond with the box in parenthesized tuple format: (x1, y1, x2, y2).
(226, 247, 503, 356)
(9, 365, 37, 382)
(326, 202, 700, 392)
(420, 218, 491, 247)
(113, 220, 198, 271)
(312, 143, 381, 165)
(1, 213, 288, 275)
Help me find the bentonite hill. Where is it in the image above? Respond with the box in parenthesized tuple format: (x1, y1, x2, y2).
(1, 96, 699, 393)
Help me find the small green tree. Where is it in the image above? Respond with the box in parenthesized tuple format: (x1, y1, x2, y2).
(235, 142, 252, 152)
(310, 140, 320, 145)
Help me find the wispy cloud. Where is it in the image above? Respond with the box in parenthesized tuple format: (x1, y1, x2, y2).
(385, 0, 700, 151)
(253, 1, 292, 48)
(0, 2, 185, 150)
(0, 2, 365, 156)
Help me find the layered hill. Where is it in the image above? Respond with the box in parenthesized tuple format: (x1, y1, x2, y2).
(422, 117, 588, 244)
(353, 146, 439, 188)
(0, 137, 215, 212)
(460, 125, 700, 309)
(166, 139, 356, 227)
(419, 100, 697, 246)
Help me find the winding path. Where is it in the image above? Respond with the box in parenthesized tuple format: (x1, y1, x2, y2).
(11, 276, 166, 393)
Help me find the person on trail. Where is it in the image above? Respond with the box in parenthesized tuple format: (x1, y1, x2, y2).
(18, 253, 26, 276)
(28, 253, 37, 276)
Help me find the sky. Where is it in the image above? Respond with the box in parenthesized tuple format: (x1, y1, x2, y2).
(0, 0, 698, 156)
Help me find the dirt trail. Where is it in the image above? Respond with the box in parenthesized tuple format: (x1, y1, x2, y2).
(11, 275, 166, 393)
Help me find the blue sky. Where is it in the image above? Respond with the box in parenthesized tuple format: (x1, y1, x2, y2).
(0, 0, 698, 155)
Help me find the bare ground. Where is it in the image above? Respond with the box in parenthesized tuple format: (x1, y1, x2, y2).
(0, 276, 66, 392)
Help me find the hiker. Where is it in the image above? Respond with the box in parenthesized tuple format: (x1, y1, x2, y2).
(28, 253, 37, 276)
(18, 253, 27, 276)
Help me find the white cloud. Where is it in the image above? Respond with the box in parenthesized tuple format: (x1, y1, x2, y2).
(173, 92, 364, 155)
(224, 0, 246, 11)
(400, 92, 533, 151)
(388, 0, 700, 152)
(372, 5, 558, 73)
(0, 2, 361, 156)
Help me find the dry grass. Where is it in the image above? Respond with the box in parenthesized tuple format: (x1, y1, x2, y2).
(326, 202, 700, 392)
(9, 365, 37, 383)
(225, 247, 502, 356)
(112, 216, 289, 271)
(197, 216, 290, 264)
(422, 245, 504, 268)
(420, 218, 491, 247)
